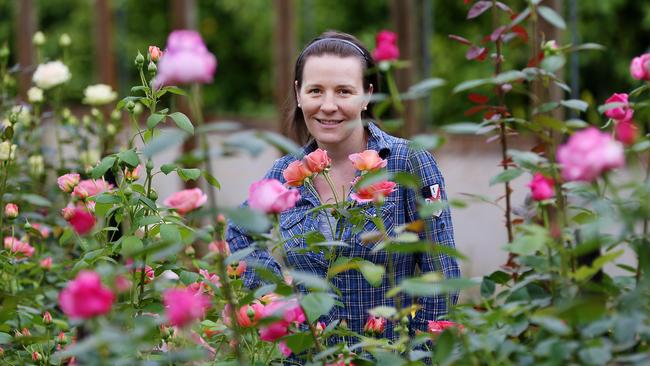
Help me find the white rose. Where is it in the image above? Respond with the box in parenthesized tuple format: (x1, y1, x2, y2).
(27, 87, 44, 103)
(32, 61, 71, 90)
(0, 141, 17, 161)
(83, 84, 117, 106)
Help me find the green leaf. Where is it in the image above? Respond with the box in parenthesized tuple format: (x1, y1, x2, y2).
(538, 5, 566, 29)
(284, 333, 314, 354)
(180, 270, 200, 285)
(162, 86, 188, 96)
(160, 224, 182, 243)
(300, 292, 335, 321)
(579, 347, 612, 365)
(409, 134, 444, 151)
(480, 278, 496, 298)
(223, 207, 271, 234)
(177, 168, 201, 181)
(91, 156, 116, 179)
(453, 78, 490, 93)
(408, 78, 446, 94)
(433, 330, 455, 364)
(560, 99, 589, 112)
(531, 315, 571, 335)
(503, 224, 549, 255)
(0, 332, 12, 343)
(203, 171, 221, 189)
(368, 306, 396, 319)
(146, 113, 166, 129)
(143, 129, 189, 158)
(225, 247, 255, 266)
(371, 350, 406, 366)
(161, 163, 176, 174)
(121, 236, 144, 257)
(572, 43, 605, 51)
(59, 228, 73, 246)
(117, 149, 139, 167)
(493, 70, 527, 84)
(169, 112, 194, 135)
(573, 250, 624, 282)
(288, 270, 331, 291)
(359, 261, 385, 287)
(94, 202, 112, 217)
(489, 168, 523, 186)
(541, 55, 565, 73)
(93, 193, 121, 204)
(20, 194, 52, 207)
(442, 123, 482, 134)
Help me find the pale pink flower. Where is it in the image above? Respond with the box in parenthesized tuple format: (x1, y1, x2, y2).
(31, 223, 51, 238)
(71, 179, 112, 199)
(207, 240, 230, 256)
(349, 150, 387, 172)
(154, 30, 217, 87)
(40, 256, 53, 270)
(4, 203, 18, 219)
(350, 179, 396, 203)
(4, 236, 35, 258)
(58, 271, 115, 319)
(163, 287, 211, 327)
(163, 188, 207, 215)
(630, 53, 650, 81)
(148, 45, 163, 62)
(57, 173, 80, 193)
(557, 127, 625, 182)
(248, 179, 300, 214)
(527, 173, 555, 201)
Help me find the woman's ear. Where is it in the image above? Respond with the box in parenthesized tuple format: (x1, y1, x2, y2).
(294, 80, 301, 106)
(364, 83, 374, 108)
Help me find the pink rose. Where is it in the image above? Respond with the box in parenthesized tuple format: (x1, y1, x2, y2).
(163, 188, 208, 215)
(71, 179, 112, 199)
(4, 203, 18, 219)
(427, 320, 464, 334)
(208, 240, 231, 256)
(557, 127, 625, 182)
(283, 160, 313, 187)
(615, 119, 638, 146)
(4, 236, 35, 258)
(235, 303, 265, 327)
(154, 30, 217, 87)
(303, 148, 332, 173)
(527, 173, 554, 201)
(259, 321, 289, 342)
(248, 179, 300, 214)
(32, 223, 51, 238)
(603, 93, 634, 122)
(259, 299, 306, 342)
(58, 271, 115, 319)
(349, 150, 388, 172)
(278, 341, 292, 357)
(350, 179, 396, 203)
(199, 269, 221, 288)
(630, 53, 650, 81)
(227, 260, 247, 278)
(67, 208, 96, 235)
(148, 45, 163, 62)
(127, 259, 154, 283)
(124, 165, 142, 181)
(363, 316, 387, 336)
(372, 30, 400, 61)
(57, 173, 80, 193)
(163, 287, 211, 327)
(40, 256, 53, 269)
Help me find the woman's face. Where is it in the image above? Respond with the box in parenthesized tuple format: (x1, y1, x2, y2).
(296, 55, 372, 149)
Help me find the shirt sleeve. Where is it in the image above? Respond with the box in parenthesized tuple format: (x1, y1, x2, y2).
(406, 148, 461, 331)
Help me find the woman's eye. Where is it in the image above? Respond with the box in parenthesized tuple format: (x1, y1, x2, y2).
(338, 89, 351, 95)
(308, 89, 321, 94)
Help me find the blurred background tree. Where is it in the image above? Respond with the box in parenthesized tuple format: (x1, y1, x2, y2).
(1, 0, 649, 131)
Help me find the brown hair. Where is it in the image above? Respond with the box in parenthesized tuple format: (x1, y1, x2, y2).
(287, 31, 378, 145)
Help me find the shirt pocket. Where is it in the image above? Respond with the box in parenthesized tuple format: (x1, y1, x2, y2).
(350, 200, 397, 264)
(279, 206, 328, 269)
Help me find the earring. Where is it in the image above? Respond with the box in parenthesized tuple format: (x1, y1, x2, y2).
(297, 103, 302, 108)
(363, 106, 368, 111)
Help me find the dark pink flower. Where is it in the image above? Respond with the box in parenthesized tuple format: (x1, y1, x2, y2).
(363, 316, 387, 336)
(527, 173, 554, 201)
(259, 299, 306, 342)
(163, 188, 207, 215)
(154, 30, 217, 87)
(67, 208, 96, 235)
(604, 93, 634, 122)
(427, 320, 464, 334)
(372, 30, 400, 61)
(278, 341, 292, 357)
(615, 119, 638, 146)
(248, 179, 300, 214)
(163, 287, 211, 327)
(557, 127, 625, 182)
(58, 271, 115, 319)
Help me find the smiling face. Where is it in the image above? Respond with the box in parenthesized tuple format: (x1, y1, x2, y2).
(295, 55, 372, 151)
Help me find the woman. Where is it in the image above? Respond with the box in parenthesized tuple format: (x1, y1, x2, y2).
(226, 31, 460, 341)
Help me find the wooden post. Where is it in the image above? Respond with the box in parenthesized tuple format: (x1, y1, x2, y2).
(273, 0, 295, 135)
(95, 0, 117, 88)
(390, 0, 420, 137)
(14, 0, 36, 100)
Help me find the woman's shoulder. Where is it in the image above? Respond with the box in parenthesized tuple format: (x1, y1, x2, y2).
(264, 153, 301, 180)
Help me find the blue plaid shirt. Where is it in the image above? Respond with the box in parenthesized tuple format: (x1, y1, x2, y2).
(226, 123, 460, 339)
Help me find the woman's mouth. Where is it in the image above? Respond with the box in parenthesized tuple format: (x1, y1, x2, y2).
(316, 118, 343, 125)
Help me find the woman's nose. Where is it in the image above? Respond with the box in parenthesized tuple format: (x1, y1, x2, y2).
(320, 93, 338, 113)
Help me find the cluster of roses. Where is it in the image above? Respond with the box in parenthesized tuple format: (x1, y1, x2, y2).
(57, 173, 114, 235)
(526, 53, 649, 202)
(221, 295, 307, 358)
(3, 203, 51, 261)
